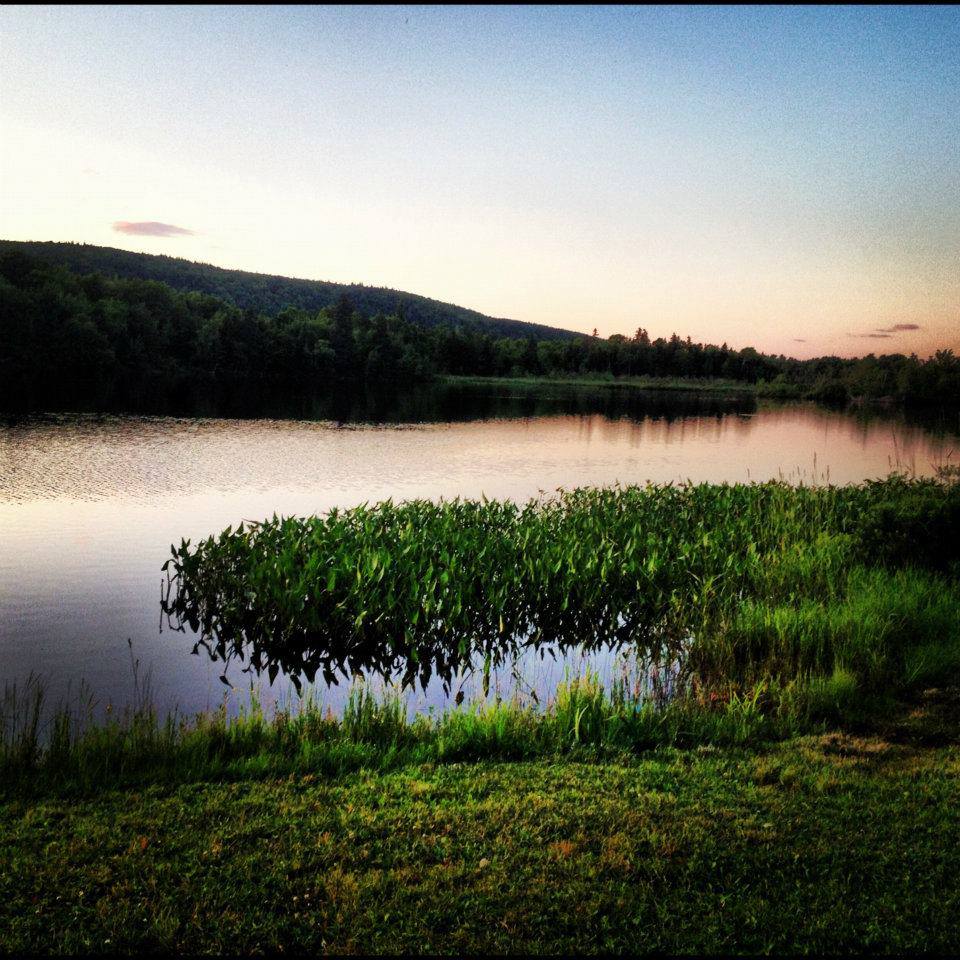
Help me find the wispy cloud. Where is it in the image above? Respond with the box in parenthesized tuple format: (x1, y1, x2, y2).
(792, 338, 806, 343)
(848, 322, 922, 339)
(112, 221, 194, 237)
(876, 323, 921, 333)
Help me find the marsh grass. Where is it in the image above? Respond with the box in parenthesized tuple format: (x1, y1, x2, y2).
(442, 373, 758, 394)
(1, 669, 804, 798)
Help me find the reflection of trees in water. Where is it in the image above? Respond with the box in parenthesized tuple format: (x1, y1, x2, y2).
(11, 375, 959, 441)
(26, 379, 760, 426)
(162, 542, 688, 696)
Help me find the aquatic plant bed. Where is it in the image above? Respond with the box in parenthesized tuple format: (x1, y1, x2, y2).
(163, 477, 960, 704)
(3, 695, 959, 954)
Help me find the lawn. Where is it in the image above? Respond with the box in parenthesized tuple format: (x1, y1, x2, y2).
(3, 690, 958, 955)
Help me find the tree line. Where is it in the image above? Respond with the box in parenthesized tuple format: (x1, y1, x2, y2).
(1, 249, 957, 409)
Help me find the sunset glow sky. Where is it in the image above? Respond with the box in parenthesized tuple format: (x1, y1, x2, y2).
(1, 5, 957, 358)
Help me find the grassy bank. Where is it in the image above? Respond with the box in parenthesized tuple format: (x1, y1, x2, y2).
(441, 372, 958, 404)
(443, 372, 827, 400)
(0, 673, 806, 798)
(3, 691, 959, 953)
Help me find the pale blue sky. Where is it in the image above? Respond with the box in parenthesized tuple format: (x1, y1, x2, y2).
(1, 5, 957, 356)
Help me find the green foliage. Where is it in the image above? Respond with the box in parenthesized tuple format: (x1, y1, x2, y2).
(163, 477, 959, 697)
(0, 669, 801, 798)
(854, 476, 960, 571)
(808, 376, 850, 405)
(717, 566, 960, 689)
(7, 476, 957, 799)
(341, 683, 410, 746)
(791, 667, 861, 724)
(0, 239, 572, 341)
(755, 373, 804, 399)
(0, 251, 435, 408)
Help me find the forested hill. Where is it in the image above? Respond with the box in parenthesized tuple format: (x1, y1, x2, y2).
(0, 240, 577, 342)
(3, 239, 958, 411)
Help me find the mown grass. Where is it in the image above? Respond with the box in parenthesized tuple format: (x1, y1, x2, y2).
(3, 701, 959, 953)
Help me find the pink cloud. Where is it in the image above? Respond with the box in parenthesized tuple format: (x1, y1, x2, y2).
(112, 221, 194, 237)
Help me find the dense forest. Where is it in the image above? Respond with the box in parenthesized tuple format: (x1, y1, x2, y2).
(1, 246, 958, 410)
(0, 240, 575, 342)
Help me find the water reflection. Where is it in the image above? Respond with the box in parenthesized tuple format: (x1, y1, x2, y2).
(161, 561, 683, 696)
(2, 378, 759, 425)
(2, 401, 954, 507)
(7, 377, 958, 438)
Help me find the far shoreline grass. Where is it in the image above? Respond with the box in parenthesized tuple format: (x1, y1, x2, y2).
(442, 372, 764, 395)
(441, 373, 953, 406)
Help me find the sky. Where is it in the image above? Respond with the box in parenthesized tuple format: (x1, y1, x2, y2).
(1, 5, 957, 359)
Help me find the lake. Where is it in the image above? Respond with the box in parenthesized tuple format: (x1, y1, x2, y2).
(1, 382, 956, 719)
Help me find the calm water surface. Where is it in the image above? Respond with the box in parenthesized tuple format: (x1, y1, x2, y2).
(1, 386, 956, 718)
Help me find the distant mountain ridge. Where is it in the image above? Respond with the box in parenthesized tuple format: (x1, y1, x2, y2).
(0, 240, 579, 341)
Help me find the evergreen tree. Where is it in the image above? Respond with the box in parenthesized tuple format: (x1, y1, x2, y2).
(329, 293, 356, 375)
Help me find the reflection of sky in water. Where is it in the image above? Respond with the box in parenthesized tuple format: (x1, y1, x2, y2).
(248, 642, 686, 724)
(0, 404, 955, 719)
